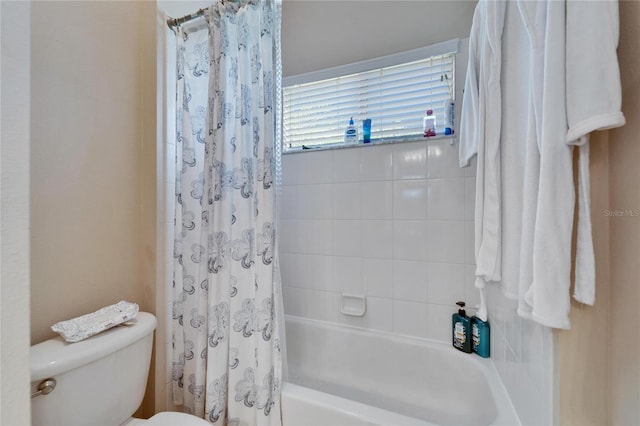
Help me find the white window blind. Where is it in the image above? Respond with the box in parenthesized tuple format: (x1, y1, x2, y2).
(283, 40, 458, 150)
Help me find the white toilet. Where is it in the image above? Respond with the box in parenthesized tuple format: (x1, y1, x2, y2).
(30, 312, 210, 426)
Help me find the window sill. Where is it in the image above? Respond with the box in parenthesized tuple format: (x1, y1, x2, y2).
(282, 134, 456, 155)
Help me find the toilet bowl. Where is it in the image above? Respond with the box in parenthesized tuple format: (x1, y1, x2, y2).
(30, 312, 209, 426)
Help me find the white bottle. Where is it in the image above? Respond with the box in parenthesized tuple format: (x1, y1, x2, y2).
(443, 97, 455, 135)
(423, 110, 436, 137)
(344, 117, 358, 144)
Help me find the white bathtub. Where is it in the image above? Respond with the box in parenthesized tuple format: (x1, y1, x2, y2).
(281, 316, 520, 426)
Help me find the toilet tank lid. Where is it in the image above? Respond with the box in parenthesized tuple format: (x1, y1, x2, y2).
(31, 312, 157, 382)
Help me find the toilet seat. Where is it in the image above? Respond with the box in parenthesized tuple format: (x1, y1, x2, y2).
(146, 412, 211, 425)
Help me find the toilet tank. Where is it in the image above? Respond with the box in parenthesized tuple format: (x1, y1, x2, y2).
(30, 312, 157, 426)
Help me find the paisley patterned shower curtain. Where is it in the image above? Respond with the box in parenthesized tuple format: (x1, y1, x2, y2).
(171, 1, 283, 425)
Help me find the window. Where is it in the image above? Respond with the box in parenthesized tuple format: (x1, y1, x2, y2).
(283, 39, 459, 150)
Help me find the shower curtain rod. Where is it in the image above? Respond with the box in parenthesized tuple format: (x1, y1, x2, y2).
(167, 0, 246, 29)
(166, 7, 207, 29)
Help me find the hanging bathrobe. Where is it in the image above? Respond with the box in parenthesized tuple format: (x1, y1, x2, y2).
(517, 0, 625, 329)
(565, 0, 625, 305)
(517, 0, 575, 328)
(462, 0, 624, 329)
(459, 0, 507, 290)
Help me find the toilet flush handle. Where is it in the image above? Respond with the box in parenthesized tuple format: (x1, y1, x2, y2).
(31, 378, 56, 398)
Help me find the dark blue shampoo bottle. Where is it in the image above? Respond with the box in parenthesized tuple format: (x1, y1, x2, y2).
(471, 316, 490, 358)
(452, 301, 471, 353)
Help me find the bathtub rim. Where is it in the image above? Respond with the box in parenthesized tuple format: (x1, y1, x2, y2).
(281, 381, 434, 426)
(284, 314, 521, 426)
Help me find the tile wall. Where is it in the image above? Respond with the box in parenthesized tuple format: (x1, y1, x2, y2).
(486, 285, 554, 425)
(280, 139, 478, 342)
(280, 140, 554, 425)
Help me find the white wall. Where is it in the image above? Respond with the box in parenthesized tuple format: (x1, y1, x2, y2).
(29, 0, 158, 417)
(0, 1, 32, 424)
(282, 0, 477, 76)
(30, 1, 149, 345)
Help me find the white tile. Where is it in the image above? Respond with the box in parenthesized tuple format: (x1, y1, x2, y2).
(361, 220, 393, 259)
(464, 221, 475, 265)
(361, 181, 393, 220)
(332, 256, 363, 294)
(392, 260, 428, 302)
(465, 177, 476, 221)
(492, 293, 518, 335)
(306, 289, 337, 322)
(505, 313, 522, 359)
(279, 219, 306, 253)
(362, 297, 393, 332)
(393, 180, 428, 220)
(165, 340, 173, 385)
(427, 262, 466, 305)
(279, 252, 306, 288)
(503, 346, 521, 402)
(166, 143, 177, 182)
(427, 140, 466, 178)
(166, 149, 177, 184)
(521, 319, 545, 382)
(362, 258, 393, 298)
(393, 142, 427, 180)
(166, 183, 176, 224)
(427, 178, 465, 221)
(332, 148, 361, 183)
(282, 153, 306, 185)
(165, 260, 174, 292)
(361, 144, 393, 181)
(392, 221, 428, 261)
(282, 286, 306, 316)
(333, 220, 362, 257)
(465, 265, 481, 308)
(301, 184, 332, 219)
(464, 153, 477, 177)
(281, 185, 303, 219)
(164, 223, 175, 262)
(393, 300, 428, 338)
(304, 254, 333, 291)
(485, 277, 499, 315)
(427, 304, 453, 343)
(426, 221, 465, 264)
(332, 182, 362, 219)
(304, 150, 333, 184)
(491, 326, 507, 371)
(540, 327, 554, 395)
(305, 220, 333, 255)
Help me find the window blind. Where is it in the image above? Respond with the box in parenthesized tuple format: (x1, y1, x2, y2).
(283, 44, 457, 150)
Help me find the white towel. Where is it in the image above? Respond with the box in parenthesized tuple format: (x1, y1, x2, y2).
(499, 1, 532, 304)
(51, 301, 139, 343)
(459, 0, 506, 290)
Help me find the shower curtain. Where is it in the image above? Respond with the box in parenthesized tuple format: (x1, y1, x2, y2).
(171, 1, 283, 425)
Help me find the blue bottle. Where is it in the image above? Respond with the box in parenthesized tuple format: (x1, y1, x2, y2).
(471, 316, 490, 358)
(452, 301, 471, 353)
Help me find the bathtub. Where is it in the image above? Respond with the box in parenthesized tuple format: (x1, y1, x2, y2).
(281, 316, 520, 426)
